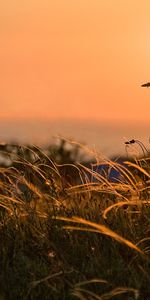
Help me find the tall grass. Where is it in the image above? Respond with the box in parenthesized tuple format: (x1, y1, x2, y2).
(0, 141, 149, 299)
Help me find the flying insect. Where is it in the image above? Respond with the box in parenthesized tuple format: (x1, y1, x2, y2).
(141, 82, 150, 88)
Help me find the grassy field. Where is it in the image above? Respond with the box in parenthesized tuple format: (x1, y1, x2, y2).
(0, 141, 149, 300)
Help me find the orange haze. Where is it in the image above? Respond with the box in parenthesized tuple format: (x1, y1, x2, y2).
(1, 0, 150, 123)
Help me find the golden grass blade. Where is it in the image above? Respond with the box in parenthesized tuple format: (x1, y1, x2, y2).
(105, 160, 139, 188)
(136, 237, 150, 246)
(103, 200, 150, 219)
(77, 163, 114, 188)
(0, 195, 24, 204)
(76, 162, 139, 201)
(13, 160, 47, 181)
(57, 163, 85, 185)
(31, 271, 63, 288)
(32, 145, 59, 173)
(63, 226, 102, 233)
(21, 177, 43, 198)
(101, 287, 139, 300)
(74, 287, 103, 299)
(67, 181, 130, 203)
(66, 183, 99, 196)
(0, 203, 12, 213)
(56, 216, 143, 253)
(124, 161, 150, 179)
(72, 290, 88, 300)
(75, 279, 108, 287)
(35, 163, 61, 178)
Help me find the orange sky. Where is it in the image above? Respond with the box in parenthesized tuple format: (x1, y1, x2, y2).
(1, 0, 150, 123)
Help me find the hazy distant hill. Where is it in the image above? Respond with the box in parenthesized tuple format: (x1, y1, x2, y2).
(0, 119, 149, 156)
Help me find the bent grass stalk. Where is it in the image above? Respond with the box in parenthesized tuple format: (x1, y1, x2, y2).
(55, 216, 143, 254)
(102, 200, 150, 219)
(124, 161, 150, 179)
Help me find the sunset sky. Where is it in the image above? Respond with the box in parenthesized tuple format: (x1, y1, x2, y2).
(1, 0, 150, 124)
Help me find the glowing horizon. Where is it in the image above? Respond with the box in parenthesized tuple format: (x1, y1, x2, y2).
(1, 0, 150, 123)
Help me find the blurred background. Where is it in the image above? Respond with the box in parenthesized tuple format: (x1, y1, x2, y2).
(0, 0, 150, 156)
